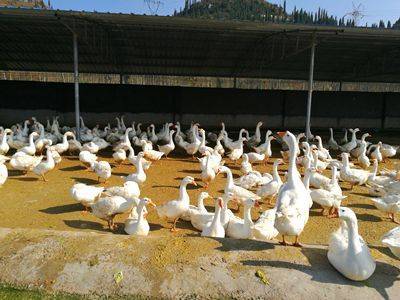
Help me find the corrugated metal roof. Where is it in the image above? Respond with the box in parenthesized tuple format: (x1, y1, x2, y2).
(1, 7, 400, 82)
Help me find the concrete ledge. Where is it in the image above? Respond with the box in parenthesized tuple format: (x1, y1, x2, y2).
(0, 228, 399, 299)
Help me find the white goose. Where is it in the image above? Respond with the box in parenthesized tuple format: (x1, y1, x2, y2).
(327, 207, 375, 281)
(328, 128, 339, 151)
(112, 148, 126, 164)
(51, 131, 74, 154)
(156, 176, 197, 231)
(19, 132, 39, 156)
(350, 133, 371, 158)
(218, 166, 261, 210)
(357, 140, 370, 169)
(181, 191, 210, 222)
(0, 155, 10, 186)
(82, 141, 100, 154)
(226, 198, 258, 239)
(227, 137, 246, 162)
(367, 159, 394, 187)
(274, 131, 311, 247)
(246, 152, 266, 164)
(340, 153, 369, 189)
(33, 146, 55, 181)
(234, 171, 272, 190)
(214, 135, 225, 156)
(10, 151, 43, 173)
(79, 150, 97, 168)
(253, 130, 273, 154)
(380, 143, 398, 161)
(126, 145, 152, 171)
(339, 128, 360, 153)
(124, 198, 156, 236)
(70, 183, 104, 211)
(201, 197, 225, 238)
(143, 149, 164, 161)
(104, 181, 140, 200)
(158, 130, 175, 158)
(240, 153, 252, 174)
(198, 129, 213, 155)
(91, 196, 137, 230)
(370, 194, 400, 223)
(370, 141, 383, 163)
(90, 160, 112, 183)
(314, 135, 331, 161)
(0, 129, 12, 155)
(200, 155, 216, 188)
(256, 159, 283, 204)
(124, 152, 147, 185)
(381, 226, 400, 259)
(252, 208, 279, 241)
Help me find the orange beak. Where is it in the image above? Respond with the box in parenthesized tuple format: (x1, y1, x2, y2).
(148, 200, 156, 208)
(192, 180, 198, 186)
(254, 200, 260, 208)
(277, 131, 286, 138)
(218, 198, 223, 208)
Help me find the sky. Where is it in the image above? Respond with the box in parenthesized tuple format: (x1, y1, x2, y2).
(50, 0, 400, 26)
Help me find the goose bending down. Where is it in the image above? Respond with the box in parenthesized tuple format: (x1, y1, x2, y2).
(104, 181, 140, 200)
(0, 129, 12, 155)
(124, 198, 156, 236)
(256, 159, 283, 204)
(33, 146, 55, 181)
(90, 161, 112, 183)
(156, 176, 197, 231)
(370, 194, 400, 223)
(113, 148, 126, 164)
(327, 207, 375, 281)
(0, 156, 10, 186)
(226, 198, 258, 239)
(10, 151, 43, 173)
(305, 168, 346, 217)
(328, 128, 339, 151)
(201, 197, 225, 238)
(234, 171, 272, 190)
(79, 150, 97, 168)
(70, 183, 104, 211)
(123, 152, 147, 185)
(19, 132, 39, 156)
(246, 152, 266, 164)
(340, 153, 369, 189)
(339, 128, 360, 153)
(218, 166, 261, 211)
(274, 131, 311, 247)
(181, 191, 210, 222)
(380, 143, 398, 160)
(82, 141, 100, 154)
(143, 149, 164, 161)
(252, 208, 279, 241)
(158, 130, 175, 158)
(91, 196, 137, 230)
(240, 154, 252, 174)
(381, 227, 400, 259)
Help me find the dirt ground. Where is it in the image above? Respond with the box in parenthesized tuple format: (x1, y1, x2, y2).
(0, 147, 399, 247)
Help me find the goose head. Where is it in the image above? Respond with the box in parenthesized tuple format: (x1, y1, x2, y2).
(182, 176, 197, 186)
(198, 192, 210, 202)
(338, 207, 357, 222)
(243, 198, 259, 208)
(217, 165, 229, 175)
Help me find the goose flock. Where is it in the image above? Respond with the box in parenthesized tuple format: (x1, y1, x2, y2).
(1, 116, 400, 281)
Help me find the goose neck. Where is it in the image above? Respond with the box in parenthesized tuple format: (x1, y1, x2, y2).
(243, 205, 254, 227)
(210, 204, 222, 228)
(345, 219, 362, 253)
(179, 182, 190, 202)
(272, 163, 280, 181)
(224, 169, 234, 188)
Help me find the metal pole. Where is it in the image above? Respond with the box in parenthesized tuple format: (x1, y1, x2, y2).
(73, 33, 81, 141)
(305, 34, 316, 141)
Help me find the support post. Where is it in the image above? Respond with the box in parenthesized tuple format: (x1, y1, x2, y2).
(305, 34, 316, 141)
(73, 33, 81, 141)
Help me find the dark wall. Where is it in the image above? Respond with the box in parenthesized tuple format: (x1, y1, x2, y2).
(0, 80, 399, 129)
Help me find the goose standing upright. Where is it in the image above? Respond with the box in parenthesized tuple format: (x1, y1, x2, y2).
(33, 146, 55, 181)
(328, 128, 339, 151)
(0, 129, 12, 155)
(256, 159, 283, 204)
(124, 152, 147, 185)
(0, 155, 10, 186)
(156, 176, 197, 231)
(328, 207, 375, 281)
(339, 128, 360, 153)
(201, 197, 225, 238)
(158, 130, 175, 158)
(274, 131, 311, 247)
(124, 198, 156, 236)
(19, 132, 39, 156)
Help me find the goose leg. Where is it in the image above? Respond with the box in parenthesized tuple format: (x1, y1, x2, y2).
(279, 235, 288, 246)
(293, 236, 303, 247)
(41, 174, 48, 182)
(170, 218, 179, 232)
